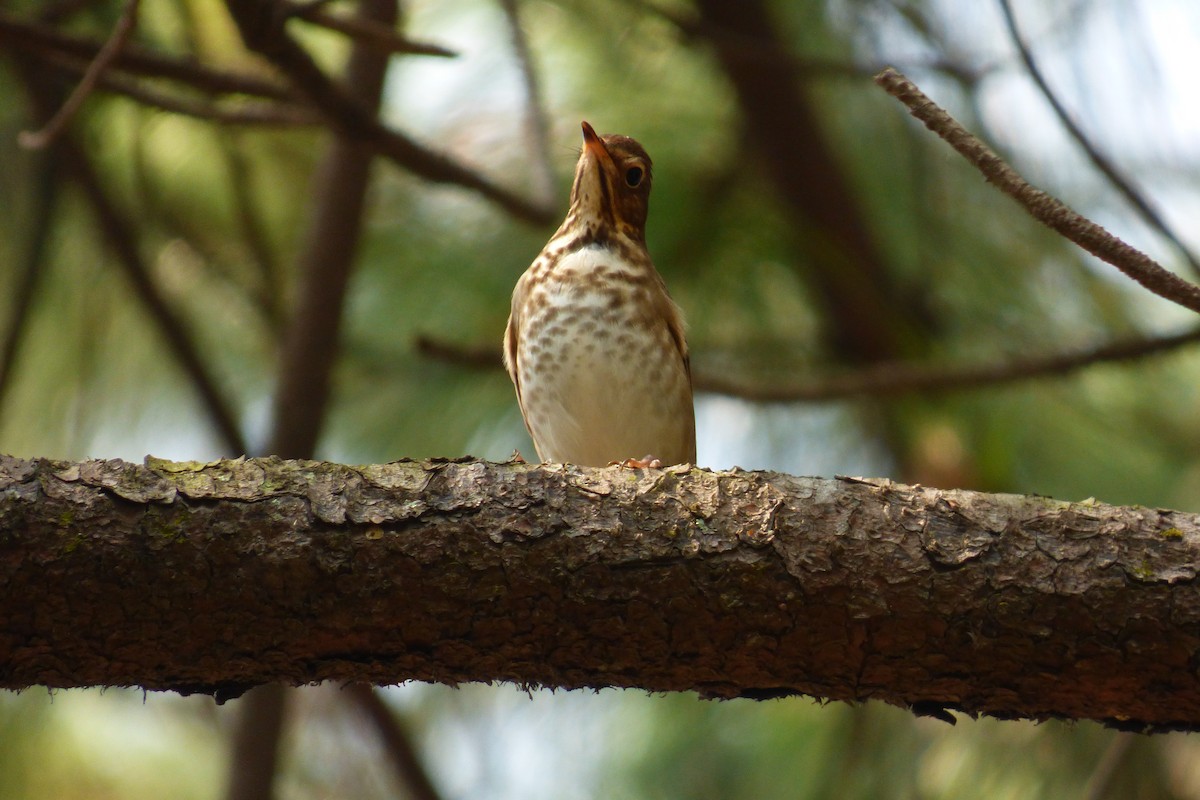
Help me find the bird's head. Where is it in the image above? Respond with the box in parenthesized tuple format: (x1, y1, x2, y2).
(568, 121, 653, 242)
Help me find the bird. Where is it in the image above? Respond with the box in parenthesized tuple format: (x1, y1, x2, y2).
(504, 121, 696, 468)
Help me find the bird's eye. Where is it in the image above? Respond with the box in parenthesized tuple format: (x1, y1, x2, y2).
(624, 166, 644, 187)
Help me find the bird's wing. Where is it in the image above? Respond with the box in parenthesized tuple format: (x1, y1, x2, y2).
(503, 283, 528, 421)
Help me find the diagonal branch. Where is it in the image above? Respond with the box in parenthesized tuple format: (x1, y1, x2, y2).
(875, 68, 1200, 316)
(16, 68, 249, 456)
(998, 0, 1200, 278)
(85, 68, 319, 125)
(223, 0, 556, 225)
(693, 325, 1200, 402)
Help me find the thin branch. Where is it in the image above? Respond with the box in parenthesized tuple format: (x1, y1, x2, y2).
(18, 0, 141, 149)
(415, 324, 1200, 402)
(498, 0, 556, 206)
(69, 145, 250, 454)
(875, 67, 1200, 316)
(346, 686, 445, 800)
(0, 10, 297, 101)
(998, 0, 1200, 279)
(282, 0, 456, 58)
(693, 326, 1200, 402)
(223, 0, 557, 226)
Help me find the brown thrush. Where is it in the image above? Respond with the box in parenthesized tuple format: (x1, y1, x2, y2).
(504, 121, 696, 467)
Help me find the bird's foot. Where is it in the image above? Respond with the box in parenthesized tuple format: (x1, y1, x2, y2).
(610, 455, 663, 469)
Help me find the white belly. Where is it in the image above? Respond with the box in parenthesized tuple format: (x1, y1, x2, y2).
(515, 249, 694, 466)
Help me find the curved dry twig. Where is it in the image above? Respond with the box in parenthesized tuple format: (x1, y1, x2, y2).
(415, 324, 1200, 402)
(998, 0, 1200, 278)
(875, 67, 1200, 316)
(19, 0, 141, 149)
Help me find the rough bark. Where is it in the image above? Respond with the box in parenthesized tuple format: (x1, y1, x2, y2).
(2, 454, 1199, 731)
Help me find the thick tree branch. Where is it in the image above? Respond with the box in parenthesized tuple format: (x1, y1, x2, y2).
(3, 455, 1200, 732)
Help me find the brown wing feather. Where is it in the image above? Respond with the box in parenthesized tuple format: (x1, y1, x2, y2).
(504, 279, 531, 435)
(655, 275, 697, 463)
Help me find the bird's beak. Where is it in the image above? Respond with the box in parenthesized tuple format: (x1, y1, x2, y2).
(581, 121, 615, 173)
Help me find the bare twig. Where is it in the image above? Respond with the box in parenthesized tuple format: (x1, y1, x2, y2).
(875, 67, 1200, 316)
(346, 686, 445, 800)
(18, 0, 141, 149)
(498, 0, 556, 205)
(415, 335, 502, 370)
(416, 324, 1200, 401)
(999, 0, 1200, 279)
(283, 0, 456, 58)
